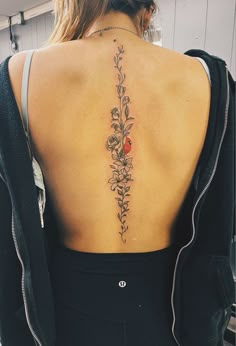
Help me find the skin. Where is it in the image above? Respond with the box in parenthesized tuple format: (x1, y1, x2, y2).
(8, 7, 211, 253)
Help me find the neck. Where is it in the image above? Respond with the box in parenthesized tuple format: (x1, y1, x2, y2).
(84, 11, 142, 38)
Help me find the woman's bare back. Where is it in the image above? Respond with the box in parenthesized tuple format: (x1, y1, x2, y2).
(9, 34, 211, 253)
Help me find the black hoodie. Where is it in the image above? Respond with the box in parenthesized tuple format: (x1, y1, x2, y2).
(0, 49, 235, 346)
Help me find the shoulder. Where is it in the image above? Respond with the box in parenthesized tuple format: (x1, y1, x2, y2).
(8, 50, 28, 74)
(162, 48, 211, 135)
(163, 47, 211, 86)
(7, 44, 76, 119)
(165, 48, 211, 104)
(8, 50, 32, 86)
(149, 45, 211, 95)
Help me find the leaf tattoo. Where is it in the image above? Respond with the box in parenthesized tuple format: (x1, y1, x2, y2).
(105, 44, 134, 244)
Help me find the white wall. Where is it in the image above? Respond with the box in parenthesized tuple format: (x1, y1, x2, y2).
(158, 0, 236, 77)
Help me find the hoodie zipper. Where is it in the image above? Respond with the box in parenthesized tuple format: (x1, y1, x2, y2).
(11, 211, 43, 346)
(0, 170, 6, 185)
(170, 66, 230, 345)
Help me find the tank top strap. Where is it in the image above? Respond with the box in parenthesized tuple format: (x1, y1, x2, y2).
(21, 49, 35, 155)
(195, 57, 211, 86)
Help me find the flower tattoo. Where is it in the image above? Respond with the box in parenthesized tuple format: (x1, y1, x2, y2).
(105, 44, 135, 244)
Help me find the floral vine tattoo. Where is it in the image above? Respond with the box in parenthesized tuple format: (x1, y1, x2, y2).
(105, 44, 135, 244)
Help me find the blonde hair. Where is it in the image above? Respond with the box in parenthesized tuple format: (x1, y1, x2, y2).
(45, 0, 157, 46)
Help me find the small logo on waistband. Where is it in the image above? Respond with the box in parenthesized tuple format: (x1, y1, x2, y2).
(118, 280, 127, 288)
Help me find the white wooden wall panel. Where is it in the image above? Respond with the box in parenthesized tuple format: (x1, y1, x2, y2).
(231, 10, 236, 77)
(173, 0, 208, 51)
(158, 0, 176, 49)
(204, 0, 235, 68)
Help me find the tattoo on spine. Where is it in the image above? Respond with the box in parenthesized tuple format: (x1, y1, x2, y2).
(105, 44, 135, 244)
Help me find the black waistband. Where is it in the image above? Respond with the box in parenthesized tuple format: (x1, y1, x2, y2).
(50, 242, 179, 275)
